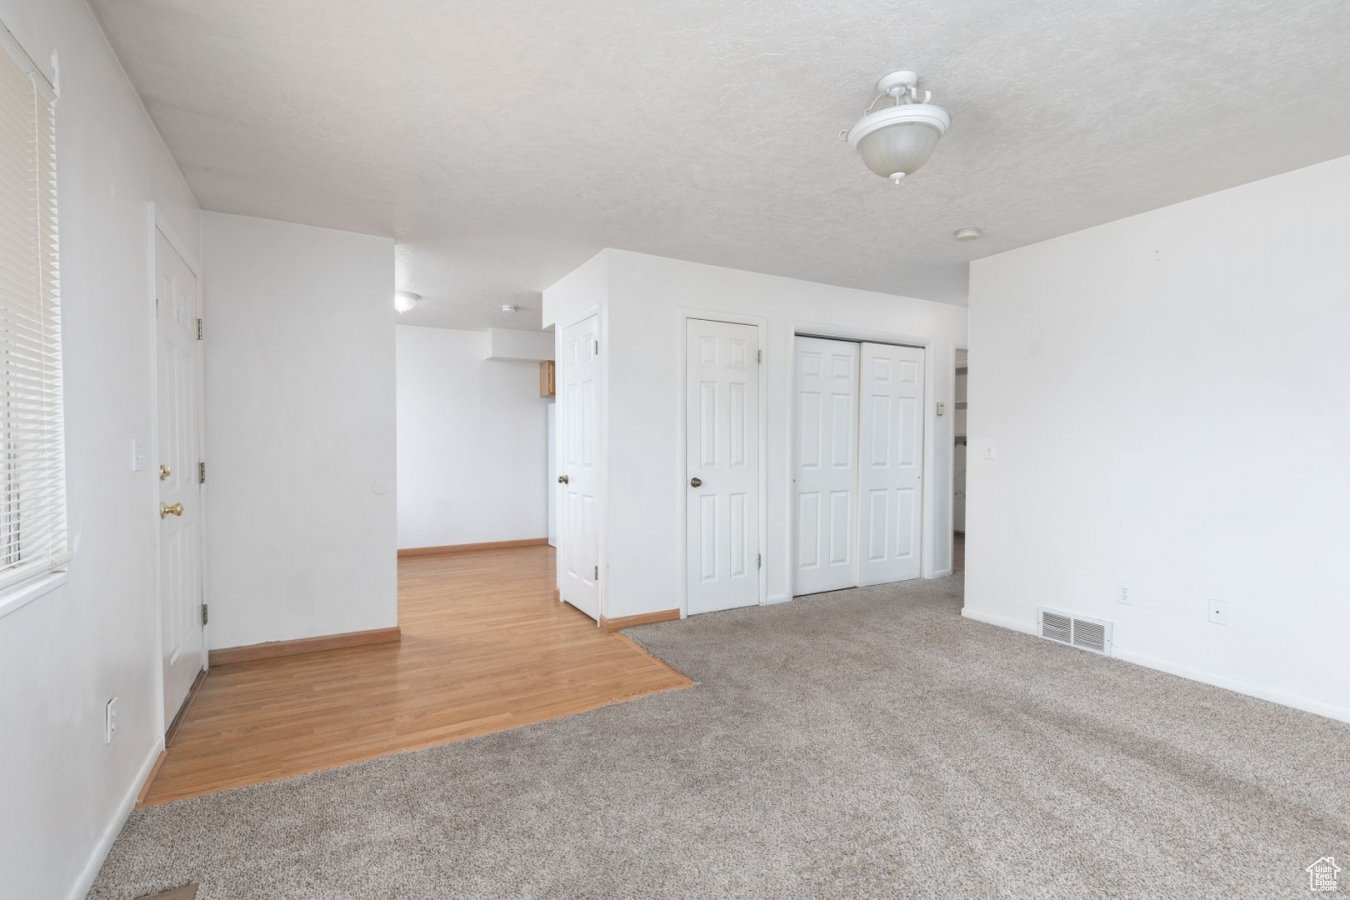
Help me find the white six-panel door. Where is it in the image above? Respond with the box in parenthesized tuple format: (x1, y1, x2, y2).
(857, 342, 925, 586)
(793, 337, 859, 595)
(686, 319, 760, 615)
(156, 229, 206, 728)
(793, 336, 925, 595)
(559, 315, 601, 619)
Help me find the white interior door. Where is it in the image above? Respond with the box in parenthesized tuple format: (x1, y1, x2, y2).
(559, 315, 600, 619)
(686, 319, 760, 615)
(857, 342, 925, 585)
(793, 337, 859, 595)
(156, 230, 206, 729)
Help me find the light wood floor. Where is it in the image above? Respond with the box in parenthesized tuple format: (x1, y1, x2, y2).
(141, 546, 691, 806)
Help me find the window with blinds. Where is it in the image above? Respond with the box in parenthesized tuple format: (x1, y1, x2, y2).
(0, 24, 68, 592)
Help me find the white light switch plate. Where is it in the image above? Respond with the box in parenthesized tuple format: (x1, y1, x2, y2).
(981, 439, 997, 460)
(105, 697, 118, 743)
(129, 439, 145, 472)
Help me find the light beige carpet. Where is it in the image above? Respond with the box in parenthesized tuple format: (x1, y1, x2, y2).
(92, 576, 1349, 898)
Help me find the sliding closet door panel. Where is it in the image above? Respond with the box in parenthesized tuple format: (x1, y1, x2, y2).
(858, 343, 924, 586)
(794, 337, 859, 595)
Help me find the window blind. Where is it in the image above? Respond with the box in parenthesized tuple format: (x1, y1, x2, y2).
(0, 23, 68, 592)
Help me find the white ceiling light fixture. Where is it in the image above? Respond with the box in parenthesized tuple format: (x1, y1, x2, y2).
(500, 304, 520, 313)
(394, 290, 420, 313)
(954, 227, 981, 241)
(844, 71, 950, 185)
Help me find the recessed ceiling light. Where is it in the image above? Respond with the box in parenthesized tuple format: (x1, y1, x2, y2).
(953, 227, 981, 241)
(500, 304, 520, 313)
(394, 290, 420, 312)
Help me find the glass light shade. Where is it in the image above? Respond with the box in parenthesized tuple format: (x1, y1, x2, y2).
(847, 103, 950, 182)
(856, 121, 942, 179)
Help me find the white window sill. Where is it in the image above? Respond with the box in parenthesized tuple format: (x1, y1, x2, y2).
(0, 570, 69, 621)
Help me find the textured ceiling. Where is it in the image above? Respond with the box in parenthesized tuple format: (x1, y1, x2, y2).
(91, 0, 1350, 330)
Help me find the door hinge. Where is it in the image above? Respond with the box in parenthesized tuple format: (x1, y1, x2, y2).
(757, 349, 762, 364)
(198, 461, 206, 484)
(200, 603, 208, 626)
(757, 553, 762, 569)
(593, 564, 599, 580)
(196, 318, 203, 340)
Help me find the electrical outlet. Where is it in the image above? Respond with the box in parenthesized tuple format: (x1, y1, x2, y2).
(104, 697, 118, 743)
(1208, 599, 1228, 625)
(1117, 582, 1132, 605)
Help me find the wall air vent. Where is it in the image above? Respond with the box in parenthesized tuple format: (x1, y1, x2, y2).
(1037, 607, 1112, 656)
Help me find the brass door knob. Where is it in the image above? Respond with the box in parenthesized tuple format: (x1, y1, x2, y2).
(558, 474, 570, 484)
(689, 477, 702, 488)
(159, 464, 172, 480)
(160, 502, 184, 518)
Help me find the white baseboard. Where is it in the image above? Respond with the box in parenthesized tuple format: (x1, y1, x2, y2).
(960, 606, 1350, 725)
(1111, 647, 1350, 725)
(764, 593, 790, 605)
(961, 606, 1036, 635)
(930, 568, 953, 579)
(69, 735, 164, 900)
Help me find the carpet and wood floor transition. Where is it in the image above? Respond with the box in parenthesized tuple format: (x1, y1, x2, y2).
(143, 548, 690, 806)
(96, 575, 1348, 898)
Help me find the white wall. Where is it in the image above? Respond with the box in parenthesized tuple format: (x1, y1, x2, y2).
(0, 2, 200, 897)
(965, 154, 1350, 723)
(484, 326, 554, 361)
(544, 249, 967, 620)
(202, 212, 397, 649)
(396, 325, 549, 548)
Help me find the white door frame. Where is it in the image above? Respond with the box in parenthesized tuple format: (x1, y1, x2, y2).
(146, 202, 209, 739)
(947, 340, 968, 578)
(554, 304, 607, 621)
(785, 321, 936, 597)
(676, 309, 768, 618)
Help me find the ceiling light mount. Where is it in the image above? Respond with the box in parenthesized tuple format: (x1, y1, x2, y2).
(500, 304, 520, 313)
(877, 70, 923, 100)
(844, 70, 950, 185)
(954, 227, 981, 241)
(394, 290, 420, 313)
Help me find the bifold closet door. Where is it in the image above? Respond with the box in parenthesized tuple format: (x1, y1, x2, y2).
(794, 337, 859, 595)
(857, 342, 925, 585)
